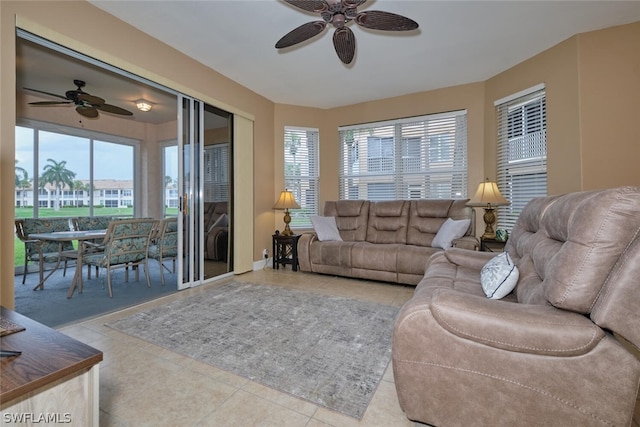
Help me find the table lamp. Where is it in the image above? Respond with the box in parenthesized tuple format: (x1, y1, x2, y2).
(273, 189, 300, 236)
(467, 179, 509, 239)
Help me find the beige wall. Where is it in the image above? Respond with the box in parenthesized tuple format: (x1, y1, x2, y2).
(2, 1, 638, 308)
(577, 22, 640, 190)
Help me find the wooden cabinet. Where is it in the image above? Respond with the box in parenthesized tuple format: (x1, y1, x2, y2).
(1, 307, 102, 426)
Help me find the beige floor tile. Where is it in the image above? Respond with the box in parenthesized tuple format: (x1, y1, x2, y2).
(241, 381, 318, 417)
(195, 389, 310, 427)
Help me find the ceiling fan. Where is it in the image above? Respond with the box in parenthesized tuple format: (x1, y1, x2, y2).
(275, 0, 419, 64)
(24, 79, 134, 119)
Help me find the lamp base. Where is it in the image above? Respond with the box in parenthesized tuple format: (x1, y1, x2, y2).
(481, 207, 497, 240)
(281, 209, 294, 236)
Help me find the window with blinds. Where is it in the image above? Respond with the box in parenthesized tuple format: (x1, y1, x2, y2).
(338, 111, 468, 201)
(495, 86, 547, 231)
(284, 127, 319, 229)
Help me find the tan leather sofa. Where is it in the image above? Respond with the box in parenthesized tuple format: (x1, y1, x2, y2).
(392, 186, 640, 426)
(298, 199, 478, 285)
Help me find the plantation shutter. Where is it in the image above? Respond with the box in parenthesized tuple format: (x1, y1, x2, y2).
(495, 85, 547, 231)
(284, 127, 319, 229)
(338, 111, 468, 201)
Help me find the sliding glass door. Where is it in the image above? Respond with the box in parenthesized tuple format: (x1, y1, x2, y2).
(178, 96, 233, 289)
(178, 96, 203, 289)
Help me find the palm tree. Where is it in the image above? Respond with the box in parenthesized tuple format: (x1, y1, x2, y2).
(72, 180, 86, 207)
(15, 160, 27, 187)
(40, 159, 76, 211)
(15, 160, 32, 207)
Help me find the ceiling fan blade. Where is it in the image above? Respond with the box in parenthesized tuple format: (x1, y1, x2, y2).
(355, 10, 419, 31)
(333, 27, 356, 64)
(23, 87, 69, 101)
(29, 101, 72, 105)
(343, 0, 367, 7)
(76, 105, 99, 119)
(275, 21, 327, 49)
(94, 103, 134, 116)
(77, 92, 106, 105)
(283, 0, 328, 13)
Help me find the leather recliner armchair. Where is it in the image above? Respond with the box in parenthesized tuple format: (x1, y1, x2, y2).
(393, 186, 640, 426)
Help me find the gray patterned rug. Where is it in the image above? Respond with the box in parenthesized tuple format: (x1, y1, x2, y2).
(106, 280, 399, 419)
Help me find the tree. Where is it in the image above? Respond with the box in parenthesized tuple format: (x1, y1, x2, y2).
(15, 160, 28, 187)
(40, 159, 76, 211)
(15, 160, 32, 207)
(72, 180, 86, 207)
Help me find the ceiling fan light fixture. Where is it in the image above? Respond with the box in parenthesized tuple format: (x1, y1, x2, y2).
(135, 99, 153, 112)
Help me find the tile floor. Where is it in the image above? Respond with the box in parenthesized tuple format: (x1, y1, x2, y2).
(58, 267, 640, 427)
(58, 268, 422, 427)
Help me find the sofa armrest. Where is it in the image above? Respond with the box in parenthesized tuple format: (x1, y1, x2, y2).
(297, 232, 317, 272)
(435, 247, 497, 271)
(452, 235, 480, 251)
(430, 288, 605, 356)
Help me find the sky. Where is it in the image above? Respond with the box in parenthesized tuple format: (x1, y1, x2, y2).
(15, 126, 178, 183)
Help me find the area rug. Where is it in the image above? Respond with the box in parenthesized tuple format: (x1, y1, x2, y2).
(106, 280, 399, 419)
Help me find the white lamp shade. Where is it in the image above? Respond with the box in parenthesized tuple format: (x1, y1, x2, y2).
(468, 180, 509, 207)
(273, 190, 300, 210)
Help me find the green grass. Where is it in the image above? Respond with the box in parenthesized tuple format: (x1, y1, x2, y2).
(13, 207, 179, 267)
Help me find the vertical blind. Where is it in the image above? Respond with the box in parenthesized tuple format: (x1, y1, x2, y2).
(495, 87, 547, 231)
(338, 111, 468, 201)
(284, 127, 319, 229)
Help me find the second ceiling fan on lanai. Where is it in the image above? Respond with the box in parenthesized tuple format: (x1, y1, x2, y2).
(25, 79, 134, 119)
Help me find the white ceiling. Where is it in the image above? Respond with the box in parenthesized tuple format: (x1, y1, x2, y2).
(86, 0, 640, 110)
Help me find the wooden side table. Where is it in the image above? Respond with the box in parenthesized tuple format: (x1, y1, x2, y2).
(272, 233, 301, 271)
(480, 238, 507, 252)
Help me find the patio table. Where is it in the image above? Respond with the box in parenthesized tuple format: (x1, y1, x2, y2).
(28, 230, 107, 298)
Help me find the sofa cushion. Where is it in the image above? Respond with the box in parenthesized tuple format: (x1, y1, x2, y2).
(324, 200, 369, 242)
(509, 187, 640, 315)
(432, 218, 471, 249)
(366, 201, 409, 244)
(407, 199, 473, 247)
(310, 216, 342, 241)
(481, 252, 519, 299)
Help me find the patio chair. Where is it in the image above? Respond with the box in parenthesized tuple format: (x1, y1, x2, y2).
(148, 217, 178, 285)
(79, 218, 158, 298)
(15, 217, 76, 287)
(72, 215, 116, 279)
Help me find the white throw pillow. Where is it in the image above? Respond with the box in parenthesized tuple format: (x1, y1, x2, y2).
(481, 252, 519, 300)
(432, 218, 471, 249)
(208, 213, 228, 233)
(310, 216, 343, 241)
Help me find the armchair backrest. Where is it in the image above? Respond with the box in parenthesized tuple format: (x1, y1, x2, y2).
(15, 217, 74, 256)
(507, 186, 640, 348)
(102, 219, 158, 265)
(156, 217, 178, 257)
(73, 216, 114, 232)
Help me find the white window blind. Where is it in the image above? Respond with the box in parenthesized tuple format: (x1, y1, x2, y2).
(496, 87, 547, 231)
(338, 111, 468, 201)
(284, 127, 319, 229)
